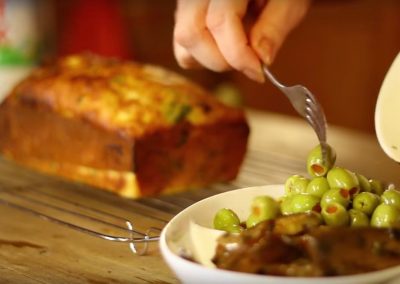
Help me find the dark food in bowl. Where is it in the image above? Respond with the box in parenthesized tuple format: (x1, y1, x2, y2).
(212, 213, 400, 277)
(212, 144, 400, 277)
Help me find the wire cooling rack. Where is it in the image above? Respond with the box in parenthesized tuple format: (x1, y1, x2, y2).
(0, 149, 306, 255)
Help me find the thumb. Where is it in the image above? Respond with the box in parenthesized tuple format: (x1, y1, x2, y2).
(250, 0, 312, 65)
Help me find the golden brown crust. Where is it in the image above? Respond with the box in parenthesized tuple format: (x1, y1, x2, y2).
(8, 54, 244, 138)
(0, 54, 249, 197)
(0, 102, 133, 171)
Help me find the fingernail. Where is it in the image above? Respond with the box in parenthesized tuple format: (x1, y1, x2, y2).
(258, 37, 275, 65)
(244, 68, 264, 83)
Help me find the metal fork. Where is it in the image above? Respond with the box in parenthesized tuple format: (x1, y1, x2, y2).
(262, 64, 328, 160)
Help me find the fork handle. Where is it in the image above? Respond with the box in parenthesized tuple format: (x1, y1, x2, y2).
(262, 64, 285, 89)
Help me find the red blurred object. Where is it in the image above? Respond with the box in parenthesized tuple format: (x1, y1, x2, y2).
(0, 0, 5, 42)
(58, 0, 131, 59)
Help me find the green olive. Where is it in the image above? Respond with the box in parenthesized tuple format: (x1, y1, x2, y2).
(327, 167, 360, 196)
(370, 204, 400, 228)
(348, 209, 370, 227)
(245, 214, 262, 229)
(320, 188, 350, 208)
(322, 202, 350, 227)
(284, 175, 310, 196)
(246, 196, 280, 228)
(356, 173, 372, 192)
(352, 192, 380, 216)
(280, 194, 321, 215)
(306, 144, 336, 177)
(381, 189, 400, 210)
(306, 177, 330, 198)
(369, 179, 385, 195)
(213, 208, 242, 233)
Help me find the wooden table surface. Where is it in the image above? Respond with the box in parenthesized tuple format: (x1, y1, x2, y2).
(0, 110, 399, 284)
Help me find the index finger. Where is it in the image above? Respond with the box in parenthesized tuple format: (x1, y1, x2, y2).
(250, 0, 312, 64)
(174, 0, 230, 71)
(206, 0, 264, 82)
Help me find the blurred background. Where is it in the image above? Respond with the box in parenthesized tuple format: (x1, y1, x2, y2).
(2, 0, 400, 134)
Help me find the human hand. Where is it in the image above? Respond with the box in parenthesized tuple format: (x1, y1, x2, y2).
(173, 0, 311, 82)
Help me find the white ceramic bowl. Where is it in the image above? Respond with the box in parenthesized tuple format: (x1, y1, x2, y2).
(375, 52, 400, 162)
(160, 185, 400, 284)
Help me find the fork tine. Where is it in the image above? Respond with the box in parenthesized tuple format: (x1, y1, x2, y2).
(306, 106, 326, 142)
(305, 93, 326, 122)
(305, 95, 327, 135)
(313, 103, 326, 127)
(308, 106, 326, 135)
(262, 64, 328, 162)
(305, 103, 329, 162)
(305, 110, 320, 138)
